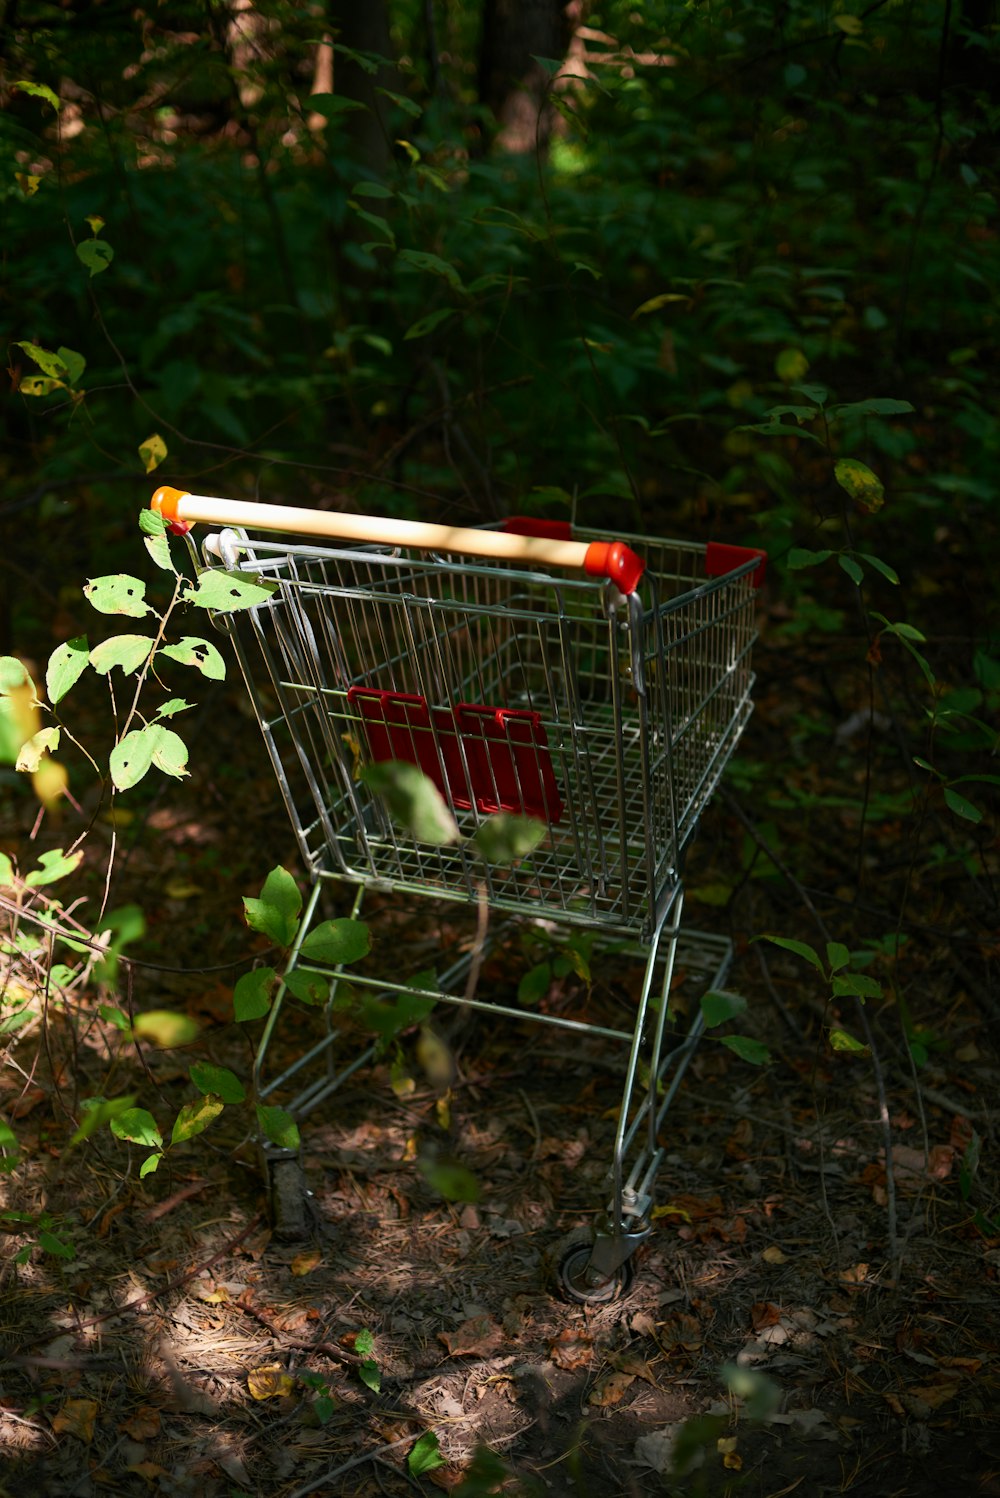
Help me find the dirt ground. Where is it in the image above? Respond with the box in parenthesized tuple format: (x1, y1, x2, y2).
(2, 603, 999, 1498)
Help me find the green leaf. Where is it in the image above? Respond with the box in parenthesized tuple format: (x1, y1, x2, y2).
(139, 433, 168, 475)
(158, 636, 226, 680)
(84, 574, 152, 618)
(829, 1028, 869, 1053)
(284, 970, 331, 1006)
(310, 91, 369, 116)
(110, 1107, 163, 1148)
(835, 398, 914, 418)
(243, 866, 302, 948)
(518, 962, 552, 1006)
(15, 726, 59, 772)
(256, 1103, 300, 1150)
(470, 814, 546, 865)
(144, 529, 174, 572)
(134, 1010, 199, 1047)
(420, 1159, 481, 1203)
(834, 458, 884, 512)
(0, 853, 16, 888)
(156, 698, 192, 720)
(361, 761, 461, 845)
(46, 636, 90, 703)
(700, 990, 747, 1028)
(943, 787, 982, 823)
(99, 1003, 131, 1031)
(775, 348, 809, 383)
(737, 421, 825, 445)
(234, 967, 275, 1021)
(139, 508, 167, 537)
(787, 548, 833, 569)
(632, 292, 691, 317)
(299, 918, 371, 966)
(13, 79, 61, 111)
(790, 383, 828, 406)
(831, 973, 883, 1000)
(38, 1229, 75, 1259)
(839, 555, 864, 586)
(140, 1152, 162, 1178)
(13, 341, 67, 379)
(758, 935, 825, 973)
(826, 942, 850, 973)
(189, 1062, 246, 1105)
(404, 308, 455, 341)
(859, 554, 899, 585)
(397, 249, 464, 291)
(408, 1432, 447, 1477)
(360, 990, 437, 1040)
(110, 727, 156, 790)
(24, 847, 83, 888)
(57, 346, 86, 386)
(89, 634, 153, 676)
(358, 1360, 381, 1393)
(171, 1095, 224, 1144)
(76, 239, 114, 277)
(720, 1035, 772, 1065)
(185, 570, 277, 612)
(375, 85, 422, 117)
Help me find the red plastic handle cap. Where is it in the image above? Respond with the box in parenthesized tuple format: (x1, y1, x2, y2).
(150, 485, 193, 536)
(583, 540, 645, 594)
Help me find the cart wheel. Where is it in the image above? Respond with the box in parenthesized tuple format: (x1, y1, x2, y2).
(554, 1228, 636, 1305)
(269, 1155, 309, 1242)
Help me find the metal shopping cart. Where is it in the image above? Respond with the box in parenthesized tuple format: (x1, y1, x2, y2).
(151, 487, 765, 1302)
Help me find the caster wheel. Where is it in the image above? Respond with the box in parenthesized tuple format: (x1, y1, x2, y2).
(269, 1155, 309, 1242)
(554, 1228, 635, 1305)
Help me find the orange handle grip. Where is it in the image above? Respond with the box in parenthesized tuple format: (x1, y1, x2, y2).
(150, 487, 646, 593)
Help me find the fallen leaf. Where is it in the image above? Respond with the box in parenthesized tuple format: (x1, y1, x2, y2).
(762, 1245, 789, 1265)
(906, 1381, 959, 1410)
(840, 1263, 870, 1284)
(291, 1249, 323, 1277)
(247, 1363, 295, 1400)
(718, 1435, 742, 1468)
(750, 1302, 782, 1332)
(549, 1328, 593, 1370)
(438, 1316, 503, 1358)
(52, 1397, 99, 1442)
(127, 1461, 169, 1483)
(121, 1406, 161, 1441)
(610, 1351, 659, 1385)
(588, 1369, 636, 1407)
(194, 1283, 230, 1304)
(939, 1356, 982, 1375)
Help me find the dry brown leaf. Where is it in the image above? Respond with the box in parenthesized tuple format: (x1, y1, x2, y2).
(750, 1301, 782, 1331)
(725, 1118, 753, 1158)
(610, 1351, 659, 1385)
(290, 1249, 323, 1277)
(762, 1245, 789, 1265)
(549, 1328, 593, 1371)
(247, 1364, 295, 1400)
(121, 1406, 161, 1441)
(906, 1381, 959, 1410)
(840, 1263, 870, 1284)
(939, 1356, 982, 1375)
(126, 1461, 169, 1483)
(587, 1369, 636, 1407)
(52, 1398, 99, 1442)
(438, 1316, 503, 1358)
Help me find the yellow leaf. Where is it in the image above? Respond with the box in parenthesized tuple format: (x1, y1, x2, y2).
(196, 1284, 231, 1304)
(291, 1250, 323, 1277)
(587, 1369, 636, 1407)
(52, 1397, 99, 1442)
(762, 1245, 789, 1264)
(16, 173, 41, 196)
(86, 214, 106, 234)
(651, 1201, 692, 1222)
(247, 1363, 295, 1400)
(139, 433, 168, 475)
(435, 1092, 452, 1129)
(164, 879, 203, 899)
(33, 756, 68, 812)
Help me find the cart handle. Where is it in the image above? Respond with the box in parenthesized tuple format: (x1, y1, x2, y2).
(150, 486, 646, 595)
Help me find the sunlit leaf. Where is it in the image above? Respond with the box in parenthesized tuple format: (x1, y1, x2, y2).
(361, 761, 460, 845)
(84, 574, 152, 618)
(57, 346, 86, 386)
(24, 847, 83, 888)
(133, 1009, 199, 1047)
(89, 634, 153, 676)
(185, 570, 277, 612)
(139, 433, 168, 475)
(247, 1364, 295, 1400)
(52, 1398, 98, 1442)
(110, 1108, 163, 1148)
(420, 1159, 480, 1203)
(829, 1028, 869, 1053)
(171, 1094, 224, 1143)
(140, 1152, 162, 1178)
(46, 636, 90, 703)
(15, 726, 59, 773)
(68, 1095, 136, 1146)
(158, 636, 226, 680)
(18, 375, 64, 396)
(12, 340, 67, 379)
(13, 79, 61, 111)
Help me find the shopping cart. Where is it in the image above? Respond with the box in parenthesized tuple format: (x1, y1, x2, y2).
(151, 487, 765, 1302)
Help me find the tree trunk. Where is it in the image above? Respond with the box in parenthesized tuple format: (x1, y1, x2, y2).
(478, 0, 574, 153)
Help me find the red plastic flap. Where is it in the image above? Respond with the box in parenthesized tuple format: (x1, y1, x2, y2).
(348, 687, 564, 824)
(502, 516, 574, 541)
(458, 704, 564, 823)
(705, 542, 767, 589)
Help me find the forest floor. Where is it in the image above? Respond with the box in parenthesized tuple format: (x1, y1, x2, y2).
(2, 553, 999, 1498)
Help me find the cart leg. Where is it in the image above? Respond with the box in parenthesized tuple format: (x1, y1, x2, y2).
(555, 897, 684, 1303)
